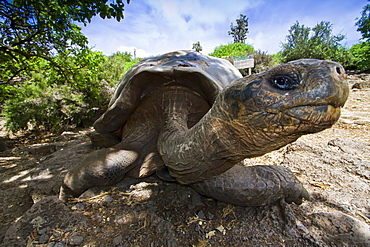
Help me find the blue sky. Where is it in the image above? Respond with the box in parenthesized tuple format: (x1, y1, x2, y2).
(81, 0, 366, 57)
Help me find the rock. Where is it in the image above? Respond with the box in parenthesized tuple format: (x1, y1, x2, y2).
(55, 131, 80, 142)
(311, 211, 370, 246)
(102, 194, 114, 203)
(0, 187, 34, 241)
(0, 139, 7, 151)
(68, 235, 84, 246)
(38, 233, 50, 244)
(112, 235, 122, 246)
(283, 139, 370, 205)
(52, 242, 65, 247)
(197, 210, 205, 220)
(352, 81, 370, 89)
(2, 197, 88, 246)
(37, 228, 48, 235)
(27, 143, 57, 155)
(328, 138, 370, 158)
(71, 202, 86, 211)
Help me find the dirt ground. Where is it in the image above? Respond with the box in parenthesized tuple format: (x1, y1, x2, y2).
(0, 73, 369, 247)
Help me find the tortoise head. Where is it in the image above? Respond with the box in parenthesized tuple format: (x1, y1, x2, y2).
(220, 59, 349, 142)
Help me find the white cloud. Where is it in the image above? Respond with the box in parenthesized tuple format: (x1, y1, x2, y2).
(117, 45, 151, 58)
(82, 0, 265, 55)
(139, 0, 265, 54)
(82, 0, 364, 56)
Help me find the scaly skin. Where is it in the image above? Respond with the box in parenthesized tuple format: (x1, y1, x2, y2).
(60, 52, 348, 206)
(157, 59, 348, 185)
(191, 165, 310, 207)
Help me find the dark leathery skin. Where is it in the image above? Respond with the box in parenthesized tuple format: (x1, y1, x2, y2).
(60, 52, 348, 207)
(60, 147, 139, 200)
(158, 59, 348, 185)
(191, 164, 310, 206)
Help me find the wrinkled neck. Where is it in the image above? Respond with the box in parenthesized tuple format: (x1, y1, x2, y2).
(158, 101, 247, 184)
(157, 97, 301, 184)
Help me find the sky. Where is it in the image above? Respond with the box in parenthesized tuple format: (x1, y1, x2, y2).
(81, 0, 366, 57)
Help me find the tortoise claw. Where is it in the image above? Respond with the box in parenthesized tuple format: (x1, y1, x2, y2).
(59, 184, 78, 203)
(285, 185, 310, 205)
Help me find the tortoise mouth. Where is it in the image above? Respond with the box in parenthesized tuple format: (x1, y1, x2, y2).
(284, 104, 342, 126)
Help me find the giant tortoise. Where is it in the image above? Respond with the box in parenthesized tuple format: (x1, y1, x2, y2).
(60, 51, 349, 206)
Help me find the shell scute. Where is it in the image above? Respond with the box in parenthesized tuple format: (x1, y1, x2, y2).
(94, 51, 242, 135)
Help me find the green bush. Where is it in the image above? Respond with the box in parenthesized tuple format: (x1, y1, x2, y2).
(98, 52, 141, 86)
(350, 42, 370, 70)
(2, 82, 105, 133)
(1, 50, 106, 133)
(1, 49, 143, 134)
(209, 42, 255, 58)
(252, 50, 278, 73)
(209, 43, 278, 74)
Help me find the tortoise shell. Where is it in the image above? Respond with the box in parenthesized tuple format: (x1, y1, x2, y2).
(94, 50, 242, 136)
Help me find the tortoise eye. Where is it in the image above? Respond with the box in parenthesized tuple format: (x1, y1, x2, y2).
(271, 75, 300, 90)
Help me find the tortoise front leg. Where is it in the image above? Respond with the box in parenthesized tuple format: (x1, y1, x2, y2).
(190, 164, 309, 206)
(59, 145, 139, 201)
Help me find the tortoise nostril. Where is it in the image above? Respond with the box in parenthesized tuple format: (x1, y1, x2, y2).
(335, 66, 342, 75)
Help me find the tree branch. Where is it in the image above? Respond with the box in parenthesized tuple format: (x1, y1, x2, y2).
(0, 45, 73, 84)
(1, 68, 27, 85)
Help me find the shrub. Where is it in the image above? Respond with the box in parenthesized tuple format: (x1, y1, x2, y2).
(1, 50, 110, 133)
(2, 82, 109, 133)
(350, 42, 370, 70)
(209, 42, 255, 58)
(98, 52, 141, 86)
(252, 50, 277, 73)
(1, 49, 144, 134)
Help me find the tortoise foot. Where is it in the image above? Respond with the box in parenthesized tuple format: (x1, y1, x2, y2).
(60, 147, 139, 202)
(191, 164, 310, 207)
(284, 180, 310, 205)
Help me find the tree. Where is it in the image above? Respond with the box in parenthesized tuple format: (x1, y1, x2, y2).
(280, 21, 351, 66)
(1, 49, 144, 133)
(0, 0, 130, 83)
(0, 0, 131, 133)
(350, 1, 370, 70)
(228, 14, 249, 43)
(192, 41, 203, 52)
(282, 21, 311, 53)
(2, 50, 109, 133)
(356, 1, 370, 41)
